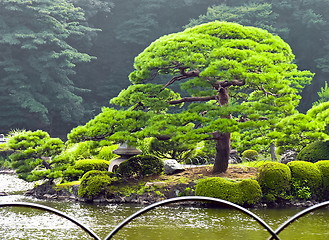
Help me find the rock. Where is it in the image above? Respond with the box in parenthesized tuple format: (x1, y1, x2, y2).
(24, 181, 74, 200)
(164, 159, 185, 175)
(229, 149, 242, 164)
(280, 150, 298, 164)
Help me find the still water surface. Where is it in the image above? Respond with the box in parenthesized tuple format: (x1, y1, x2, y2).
(1, 174, 329, 240)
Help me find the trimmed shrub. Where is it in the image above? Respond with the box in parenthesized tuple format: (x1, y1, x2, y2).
(296, 140, 329, 163)
(195, 177, 262, 205)
(64, 159, 110, 181)
(116, 155, 163, 179)
(288, 161, 322, 199)
(74, 159, 110, 173)
(242, 150, 258, 161)
(315, 160, 329, 198)
(78, 170, 116, 199)
(257, 162, 291, 202)
(239, 179, 263, 205)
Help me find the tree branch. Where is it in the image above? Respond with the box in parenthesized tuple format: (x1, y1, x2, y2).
(161, 67, 200, 90)
(211, 79, 245, 90)
(168, 95, 217, 105)
(258, 85, 278, 97)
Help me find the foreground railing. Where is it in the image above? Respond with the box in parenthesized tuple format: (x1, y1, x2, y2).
(1, 196, 329, 240)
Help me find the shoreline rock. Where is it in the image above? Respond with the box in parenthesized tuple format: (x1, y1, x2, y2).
(0, 169, 16, 174)
(21, 182, 323, 209)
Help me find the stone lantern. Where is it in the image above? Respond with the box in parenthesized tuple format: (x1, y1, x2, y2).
(108, 142, 142, 172)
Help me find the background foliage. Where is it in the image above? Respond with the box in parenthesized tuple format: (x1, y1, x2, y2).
(1, 0, 329, 137)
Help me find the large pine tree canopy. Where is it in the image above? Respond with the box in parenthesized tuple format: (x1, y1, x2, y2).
(68, 21, 313, 173)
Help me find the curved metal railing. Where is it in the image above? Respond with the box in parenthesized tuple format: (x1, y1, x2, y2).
(1, 196, 329, 239)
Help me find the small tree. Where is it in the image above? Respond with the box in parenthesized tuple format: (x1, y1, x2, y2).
(7, 130, 66, 182)
(269, 102, 329, 153)
(314, 82, 329, 105)
(69, 22, 312, 173)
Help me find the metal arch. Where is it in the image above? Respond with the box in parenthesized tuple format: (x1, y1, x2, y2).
(3, 198, 329, 240)
(270, 200, 329, 240)
(104, 196, 280, 240)
(0, 202, 101, 240)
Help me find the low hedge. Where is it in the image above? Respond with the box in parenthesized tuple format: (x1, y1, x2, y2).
(257, 162, 291, 202)
(195, 177, 262, 206)
(314, 160, 329, 198)
(287, 161, 322, 199)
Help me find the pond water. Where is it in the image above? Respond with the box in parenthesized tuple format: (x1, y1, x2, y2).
(1, 174, 329, 240)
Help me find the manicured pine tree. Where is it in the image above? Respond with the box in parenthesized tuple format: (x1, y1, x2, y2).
(68, 22, 312, 173)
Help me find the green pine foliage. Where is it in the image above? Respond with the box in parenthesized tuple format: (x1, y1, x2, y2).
(6, 130, 66, 182)
(268, 101, 329, 153)
(69, 21, 312, 173)
(314, 82, 329, 105)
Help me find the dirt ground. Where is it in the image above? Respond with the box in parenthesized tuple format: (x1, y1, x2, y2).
(153, 165, 259, 184)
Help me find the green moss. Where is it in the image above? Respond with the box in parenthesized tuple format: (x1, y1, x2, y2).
(56, 181, 80, 188)
(288, 161, 322, 199)
(78, 170, 116, 199)
(257, 162, 291, 201)
(296, 141, 329, 163)
(74, 159, 110, 172)
(195, 177, 261, 205)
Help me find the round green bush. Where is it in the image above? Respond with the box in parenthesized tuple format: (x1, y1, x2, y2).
(78, 170, 116, 199)
(238, 179, 262, 205)
(74, 159, 110, 173)
(257, 162, 291, 201)
(296, 140, 329, 163)
(116, 155, 163, 179)
(287, 161, 322, 199)
(242, 150, 258, 161)
(315, 160, 329, 198)
(195, 177, 261, 205)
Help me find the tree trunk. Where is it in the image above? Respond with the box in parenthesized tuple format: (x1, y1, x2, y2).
(213, 132, 231, 173)
(212, 87, 231, 173)
(270, 142, 277, 161)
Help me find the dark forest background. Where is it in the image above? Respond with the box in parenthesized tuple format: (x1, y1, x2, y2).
(1, 0, 328, 138)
